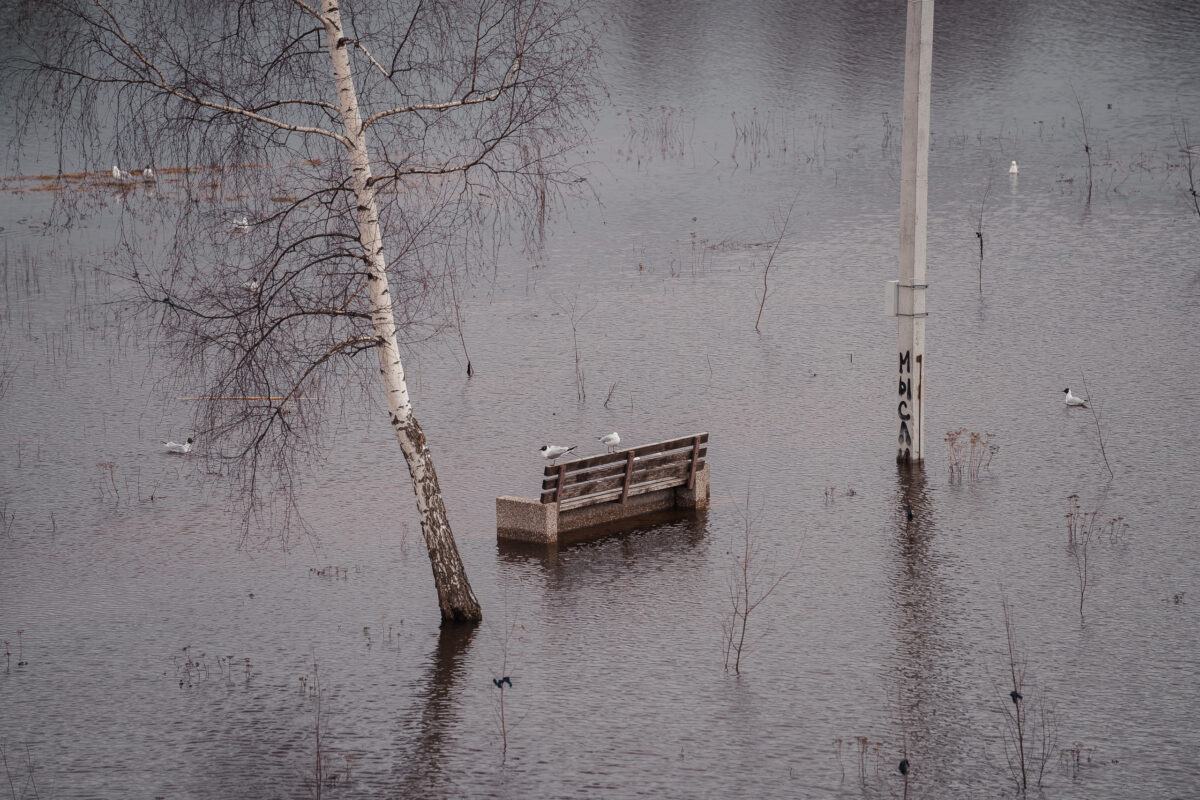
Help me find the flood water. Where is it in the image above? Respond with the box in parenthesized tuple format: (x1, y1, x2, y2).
(2, 1, 1200, 797)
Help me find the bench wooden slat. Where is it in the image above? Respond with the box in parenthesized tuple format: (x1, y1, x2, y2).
(557, 473, 692, 512)
(541, 432, 708, 477)
(541, 460, 699, 505)
(540, 447, 708, 492)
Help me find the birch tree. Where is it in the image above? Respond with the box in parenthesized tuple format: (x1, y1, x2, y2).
(9, 0, 599, 622)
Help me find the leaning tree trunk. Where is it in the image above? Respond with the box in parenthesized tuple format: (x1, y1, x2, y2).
(322, 0, 482, 623)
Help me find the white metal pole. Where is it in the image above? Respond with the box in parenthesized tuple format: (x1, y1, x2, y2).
(897, 0, 933, 464)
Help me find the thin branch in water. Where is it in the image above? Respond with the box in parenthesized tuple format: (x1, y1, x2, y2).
(755, 190, 801, 332)
(1175, 118, 1200, 220)
(722, 483, 795, 674)
(448, 265, 472, 377)
(1070, 84, 1094, 204)
(973, 166, 994, 295)
(555, 294, 592, 402)
(603, 380, 619, 409)
(1079, 372, 1113, 480)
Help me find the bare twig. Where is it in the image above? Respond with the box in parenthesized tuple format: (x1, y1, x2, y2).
(755, 191, 801, 332)
(448, 267, 472, 378)
(1000, 594, 1028, 790)
(998, 593, 1058, 790)
(23, 746, 39, 800)
(556, 295, 593, 402)
(1175, 119, 1200, 220)
(1079, 373, 1113, 479)
(603, 380, 619, 409)
(1070, 84, 1094, 204)
(491, 619, 520, 759)
(1, 742, 17, 800)
(973, 168, 994, 294)
(722, 484, 795, 673)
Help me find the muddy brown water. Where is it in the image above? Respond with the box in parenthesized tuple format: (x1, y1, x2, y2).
(2, 1, 1199, 797)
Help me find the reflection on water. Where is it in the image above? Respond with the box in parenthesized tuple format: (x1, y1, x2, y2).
(391, 624, 476, 797)
(2, 0, 1200, 797)
(889, 463, 956, 788)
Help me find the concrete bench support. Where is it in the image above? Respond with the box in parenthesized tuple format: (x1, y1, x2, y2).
(498, 461, 708, 544)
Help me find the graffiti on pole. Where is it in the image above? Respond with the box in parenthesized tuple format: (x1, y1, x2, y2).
(898, 349, 912, 462)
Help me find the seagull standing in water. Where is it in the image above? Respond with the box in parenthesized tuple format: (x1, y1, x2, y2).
(1063, 388, 1088, 407)
(162, 437, 195, 454)
(598, 432, 620, 453)
(1009, 160, 1019, 175)
(540, 444, 577, 464)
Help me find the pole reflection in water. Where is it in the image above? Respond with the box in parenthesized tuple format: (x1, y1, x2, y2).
(391, 623, 476, 795)
(889, 462, 971, 789)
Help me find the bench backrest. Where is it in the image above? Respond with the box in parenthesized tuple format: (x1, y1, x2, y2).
(540, 433, 708, 512)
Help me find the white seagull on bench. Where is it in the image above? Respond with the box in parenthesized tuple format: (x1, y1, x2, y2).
(598, 432, 620, 453)
(162, 437, 194, 454)
(540, 444, 577, 463)
(1063, 388, 1088, 407)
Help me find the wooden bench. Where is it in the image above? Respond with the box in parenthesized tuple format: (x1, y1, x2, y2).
(497, 433, 710, 543)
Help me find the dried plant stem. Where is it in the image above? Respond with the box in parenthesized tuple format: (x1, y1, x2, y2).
(1079, 373, 1113, 479)
(1001, 595, 1028, 790)
(1071, 85, 1094, 204)
(449, 269, 472, 377)
(1179, 119, 1200, 220)
(755, 191, 801, 332)
(722, 485, 793, 674)
(557, 295, 592, 402)
(974, 169, 994, 294)
(603, 380, 619, 409)
(2, 743, 17, 800)
(310, 663, 324, 799)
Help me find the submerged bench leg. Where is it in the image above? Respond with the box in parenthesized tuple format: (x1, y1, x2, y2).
(496, 496, 558, 543)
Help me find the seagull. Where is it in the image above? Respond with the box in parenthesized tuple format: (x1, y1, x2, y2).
(112, 165, 122, 180)
(143, 167, 155, 180)
(233, 216, 250, 232)
(1063, 388, 1088, 407)
(598, 431, 620, 452)
(540, 444, 577, 463)
(162, 437, 194, 454)
(1009, 160, 1019, 175)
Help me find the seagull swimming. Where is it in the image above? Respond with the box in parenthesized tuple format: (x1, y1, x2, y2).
(1009, 160, 1019, 175)
(598, 431, 620, 453)
(1063, 388, 1088, 407)
(162, 437, 194, 454)
(143, 166, 155, 180)
(540, 444, 577, 463)
(233, 216, 250, 232)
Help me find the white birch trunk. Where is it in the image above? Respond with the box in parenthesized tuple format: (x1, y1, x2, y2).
(321, 0, 481, 622)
